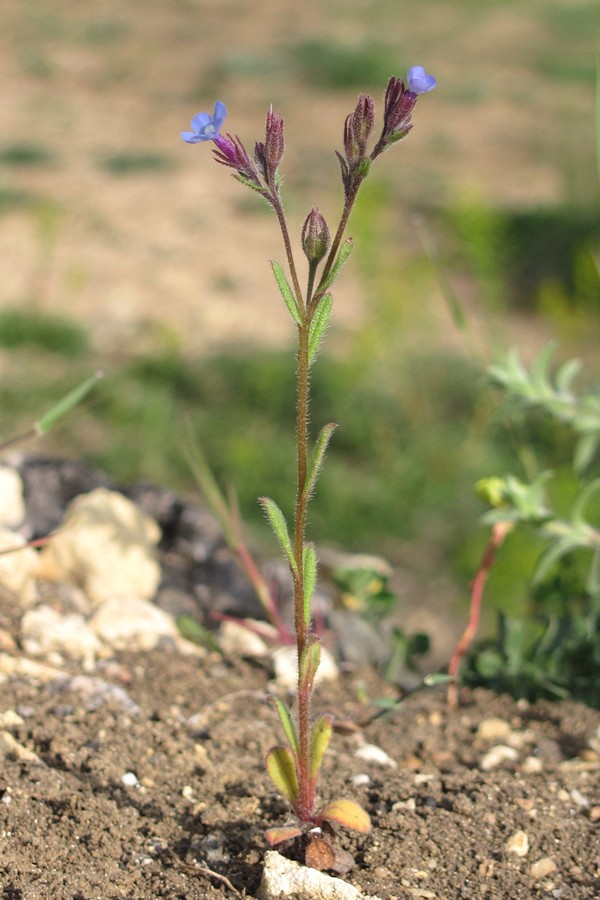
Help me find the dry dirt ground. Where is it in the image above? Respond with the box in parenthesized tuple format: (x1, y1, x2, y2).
(0, 624, 599, 900)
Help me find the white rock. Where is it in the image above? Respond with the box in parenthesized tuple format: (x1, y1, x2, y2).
(522, 755, 543, 774)
(0, 467, 25, 527)
(0, 652, 64, 683)
(479, 744, 518, 771)
(89, 597, 180, 651)
(0, 730, 43, 764)
(271, 644, 338, 690)
(219, 619, 271, 657)
(258, 850, 382, 900)
(39, 488, 161, 607)
(0, 527, 40, 606)
(588, 723, 600, 755)
(505, 830, 529, 857)
(21, 605, 101, 667)
(121, 771, 139, 788)
(355, 743, 397, 768)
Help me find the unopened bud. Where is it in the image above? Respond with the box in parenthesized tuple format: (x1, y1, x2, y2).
(302, 208, 330, 263)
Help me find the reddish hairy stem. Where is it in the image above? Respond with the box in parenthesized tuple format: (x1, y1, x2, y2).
(448, 521, 512, 709)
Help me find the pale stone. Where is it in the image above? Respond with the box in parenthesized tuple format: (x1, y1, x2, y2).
(0, 467, 25, 527)
(0, 528, 40, 606)
(90, 597, 179, 651)
(258, 850, 383, 900)
(505, 830, 529, 857)
(219, 619, 271, 657)
(522, 755, 543, 774)
(0, 651, 64, 683)
(355, 743, 397, 768)
(529, 857, 557, 880)
(39, 488, 161, 607)
(0, 710, 24, 728)
(476, 718, 512, 741)
(271, 644, 338, 690)
(0, 730, 43, 764)
(21, 605, 102, 667)
(479, 744, 518, 771)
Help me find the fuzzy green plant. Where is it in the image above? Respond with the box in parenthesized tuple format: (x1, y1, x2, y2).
(181, 67, 436, 871)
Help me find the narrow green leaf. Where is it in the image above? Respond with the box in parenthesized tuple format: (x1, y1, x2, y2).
(302, 544, 318, 626)
(318, 238, 353, 293)
(259, 497, 298, 576)
(303, 423, 336, 502)
(309, 714, 333, 777)
(555, 357, 581, 394)
(318, 799, 371, 833)
(574, 433, 600, 475)
(273, 698, 299, 757)
(308, 292, 333, 362)
(36, 371, 103, 434)
(270, 260, 302, 325)
(533, 536, 582, 585)
(299, 638, 321, 693)
(265, 746, 299, 803)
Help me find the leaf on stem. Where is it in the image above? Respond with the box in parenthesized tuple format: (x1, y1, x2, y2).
(303, 423, 337, 502)
(259, 497, 298, 576)
(272, 697, 299, 757)
(36, 371, 103, 435)
(264, 825, 303, 846)
(299, 637, 321, 694)
(302, 544, 318, 626)
(309, 714, 333, 778)
(308, 293, 333, 362)
(265, 746, 299, 804)
(271, 260, 302, 325)
(318, 799, 371, 833)
(319, 238, 353, 293)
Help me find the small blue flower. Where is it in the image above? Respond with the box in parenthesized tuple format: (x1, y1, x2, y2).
(406, 66, 437, 95)
(181, 101, 227, 143)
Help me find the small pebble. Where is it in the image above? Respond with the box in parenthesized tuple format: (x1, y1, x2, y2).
(355, 743, 397, 768)
(522, 755, 543, 774)
(480, 744, 518, 771)
(477, 717, 512, 741)
(121, 771, 139, 788)
(351, 773, 370, 786)
(530, 857, 557, 880)
(588, 806, 600, 822)
(505, 830, 529, 857)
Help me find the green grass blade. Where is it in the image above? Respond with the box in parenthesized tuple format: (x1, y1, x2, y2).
(35, 371, 103, 435)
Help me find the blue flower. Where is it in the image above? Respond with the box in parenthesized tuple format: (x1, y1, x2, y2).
(406, 66, 437, 95)
(181, 101, 227, 143)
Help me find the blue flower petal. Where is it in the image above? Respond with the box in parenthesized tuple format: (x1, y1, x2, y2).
(407, 66, 437, 94)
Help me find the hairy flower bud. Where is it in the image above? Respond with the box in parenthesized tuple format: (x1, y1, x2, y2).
(302, 208, 330, 263)
(255, 105, 285, 188)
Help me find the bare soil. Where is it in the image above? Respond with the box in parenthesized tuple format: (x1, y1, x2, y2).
(1, 591, 599, 899)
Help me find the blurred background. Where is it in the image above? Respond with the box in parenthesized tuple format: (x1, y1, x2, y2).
(0, 0, 598, 644)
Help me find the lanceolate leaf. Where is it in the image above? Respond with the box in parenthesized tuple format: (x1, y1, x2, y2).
(302, 544, 318, 626)
(309, 714, 333, 778)
(299, 638, 321, 693)
(318, 799, 371, 833)
(318, 238, 353, 293)
(270, 260, 302, 325)
(308, 293, 333, 362)
(265, 746, 299, 804)
(303, 423, 337, 502)
(36, 371, 103, 435)
(259, 497, 298, 576)
(273, 698, 299, 757)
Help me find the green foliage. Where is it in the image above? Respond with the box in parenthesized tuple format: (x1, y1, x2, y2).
(290, 39, 400, 90)
(0, 308, 88, 356)
(465, 345, 600, 707)
(98, 152, 173, 175)
(0, 142, 55, 166)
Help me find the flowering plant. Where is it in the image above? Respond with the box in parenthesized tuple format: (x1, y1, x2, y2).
(182, 67, 435, 872)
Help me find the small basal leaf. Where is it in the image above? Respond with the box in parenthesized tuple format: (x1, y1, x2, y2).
(272, 698, 299, 757)
(308, 292, 333, 362)
(309, 714, 333, 777)
(271, 260, 302, 325)
(302, 544, 318, 626)
(318, 799, 371, 833)
(265, 746, 299, 804)
(259, 497, 298, 576)
(264, 825, 303, 846)
(305, 834, 336, 871)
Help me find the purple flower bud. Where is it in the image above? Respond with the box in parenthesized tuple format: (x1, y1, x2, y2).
(344, 94, 375, 166)
(255, 105, 285, 188)
(406, 66, 437, 95)
(181, 101, 227, 143)
(212, 133, 263, 189)
(302, 208, 330, 263)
